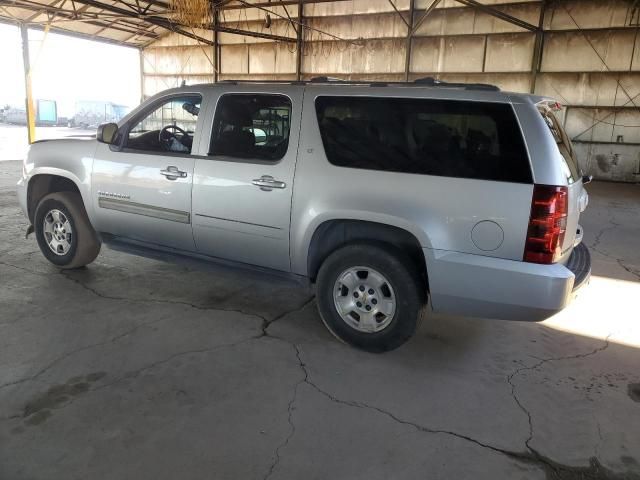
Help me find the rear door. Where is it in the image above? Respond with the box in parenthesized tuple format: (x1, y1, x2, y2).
(191, 86, 303, 272)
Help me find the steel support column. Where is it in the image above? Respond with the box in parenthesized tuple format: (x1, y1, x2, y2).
(404, 0, 414, 82)
(139, 47, 145, 102)
(20, 23, 35, 144)
(213, 7, 219, 82)
(296, 0, 303, 80)
(530, 1, 545, 93)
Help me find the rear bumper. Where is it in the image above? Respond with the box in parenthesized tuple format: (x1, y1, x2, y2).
(425, 244, 591, 322)
(566, 243, 591, 292)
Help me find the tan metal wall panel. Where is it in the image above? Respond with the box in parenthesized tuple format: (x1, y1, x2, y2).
(535, 73, 640, 108)
(565, 108, 640, 144)
(303, 39, 406, 74)
(151, 30, 213, 47)
(249, 43, 297, 73)
(413, 3, 540, 36)
(306, 13, 408, 40)
(484, 33, 535, 72)
(143, 46, 214, 76)
(304, 0, 410, 18)
(220, 44, 250, 74)
(143, 74, 214, 95)
(544, 0, 631, 30)
(541, 30, 637, 72)
(415, 0, 539, 8)
(411, 36, 486, 73)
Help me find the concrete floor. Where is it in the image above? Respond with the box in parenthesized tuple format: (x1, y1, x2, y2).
(0, 159, 639, 480)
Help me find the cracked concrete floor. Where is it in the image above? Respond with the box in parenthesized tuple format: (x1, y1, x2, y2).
(1, 159, 639, 480)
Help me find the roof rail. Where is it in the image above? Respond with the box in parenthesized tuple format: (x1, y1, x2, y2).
(309, 76, 344, 82)
(213, 77, 500, 91)
(217, 79, 305, 85)
(413, 77, 500, 91)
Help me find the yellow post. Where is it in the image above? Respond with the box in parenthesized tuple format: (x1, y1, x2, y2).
(20, 24, 36, 144)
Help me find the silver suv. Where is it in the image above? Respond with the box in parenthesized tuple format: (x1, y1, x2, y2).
(17, 78, 591, 352)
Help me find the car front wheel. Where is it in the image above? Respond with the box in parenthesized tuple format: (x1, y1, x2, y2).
(316, 243, 426, 352)
(34, 191, 101, 269)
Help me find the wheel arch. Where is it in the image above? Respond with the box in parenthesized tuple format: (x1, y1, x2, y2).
(305, 219, 428, 286)
(27, 172, 83, 223)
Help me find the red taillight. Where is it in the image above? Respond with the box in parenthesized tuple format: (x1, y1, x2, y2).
(524, 185, 568, 264)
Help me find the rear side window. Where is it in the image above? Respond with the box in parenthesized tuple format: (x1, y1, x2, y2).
(209, 94, 291, 162)
(315, 96, 532, 183)
(539, 107, 581, 183)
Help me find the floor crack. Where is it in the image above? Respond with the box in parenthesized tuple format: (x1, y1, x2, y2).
(0, 275, 313, 395)
(506, 336, 610, 450)
(274, 338, 629, 480)
(60, 270, 272, 322)
(263, 343, 306, 480)
(0, 260, 54, 276)
(589, 218, 619, 252)
(261, 296, 316, 337)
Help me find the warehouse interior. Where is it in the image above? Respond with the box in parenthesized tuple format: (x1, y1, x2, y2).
(2, 0, 639, 181)
(1, 1, 640, 479)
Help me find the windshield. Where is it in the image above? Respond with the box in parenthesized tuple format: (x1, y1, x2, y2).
(130, 97, 200, 136)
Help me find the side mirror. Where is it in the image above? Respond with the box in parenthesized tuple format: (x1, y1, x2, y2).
(97, 122, 118, 145)
(582, 175, 593, 185)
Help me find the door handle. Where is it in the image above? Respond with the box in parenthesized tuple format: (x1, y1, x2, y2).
(252, 175, 286, 191)
(160, 166, 187, 180)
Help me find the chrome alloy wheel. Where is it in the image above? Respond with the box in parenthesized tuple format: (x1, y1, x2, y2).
(43, 209, 72, 256)
(333, 266, 396, 333)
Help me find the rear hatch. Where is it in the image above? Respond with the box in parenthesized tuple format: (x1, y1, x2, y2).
(537, 104, 589, 264)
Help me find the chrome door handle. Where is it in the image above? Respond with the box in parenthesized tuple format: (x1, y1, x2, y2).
(160, 166, 187, 180)
(252, 175, 286, 191)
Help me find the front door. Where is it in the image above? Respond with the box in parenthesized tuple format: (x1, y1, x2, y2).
(92, 93, 205, 251)
(192, 88, 303, 272)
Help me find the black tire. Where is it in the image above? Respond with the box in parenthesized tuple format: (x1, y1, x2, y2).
(34, 191, 101, 269)
(316, 243, 426, 353)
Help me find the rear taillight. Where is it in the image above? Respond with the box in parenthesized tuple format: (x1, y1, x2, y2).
(524, 185, 568, 264)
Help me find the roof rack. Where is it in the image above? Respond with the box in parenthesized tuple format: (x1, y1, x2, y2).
(214, 77, 500, 91)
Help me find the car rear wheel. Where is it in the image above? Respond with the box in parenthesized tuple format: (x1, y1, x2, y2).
(316, 243, 426, 352)
(34, 191, 101, 269)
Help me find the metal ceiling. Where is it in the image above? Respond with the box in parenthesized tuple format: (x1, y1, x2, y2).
(0, 0, 546, 49)
(0, 0, 171, 47)
(0, 0, 363, 48)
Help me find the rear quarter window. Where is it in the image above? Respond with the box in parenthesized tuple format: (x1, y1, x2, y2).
(315, 96, 533, 184)
(539, 107, 581, 184)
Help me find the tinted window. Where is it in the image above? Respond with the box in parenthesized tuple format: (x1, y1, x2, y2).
(539, 107, 581, 183)
(315, 96, 532, 183)
(126, 95, 201, 154)
(210, 94, 291, 161)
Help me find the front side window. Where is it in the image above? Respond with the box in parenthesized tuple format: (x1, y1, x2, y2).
(125, 95, 201, 154)
(209, 94, 291, 161)
(315, 96, 532, 183)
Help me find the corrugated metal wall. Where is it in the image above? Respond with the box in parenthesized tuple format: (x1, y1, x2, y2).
(141, 0, 640, 182)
